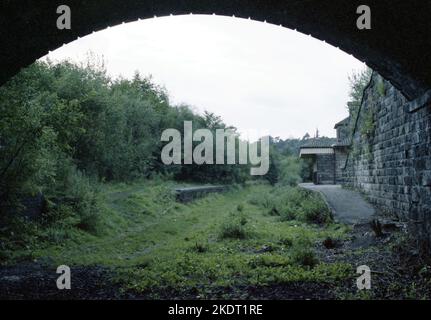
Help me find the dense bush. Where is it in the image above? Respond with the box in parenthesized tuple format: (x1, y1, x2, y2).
(250, 186, 332, 225)
(277, 157, 302, 186)
(219, 210, 250, 240)
(49, 166, 101, 233)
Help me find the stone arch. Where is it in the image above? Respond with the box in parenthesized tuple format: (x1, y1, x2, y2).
(1, 0, 430, 101)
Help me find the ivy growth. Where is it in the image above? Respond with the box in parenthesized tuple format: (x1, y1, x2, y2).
(377, 79, 386, 97)
(360, 104, 376, 141)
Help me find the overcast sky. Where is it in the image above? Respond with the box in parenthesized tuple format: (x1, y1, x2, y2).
(44, 15, 366, 139)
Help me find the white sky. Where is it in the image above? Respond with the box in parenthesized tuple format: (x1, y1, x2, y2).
(44, 15, 366, 139)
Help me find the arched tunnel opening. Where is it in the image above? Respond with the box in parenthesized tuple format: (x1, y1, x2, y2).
(1, 0, 431, 100)
(1, 2, 431, 301)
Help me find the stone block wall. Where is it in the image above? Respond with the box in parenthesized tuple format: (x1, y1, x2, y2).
(316, 154, 335, 185)
(343, 73, 431, 252)
(174, 186, 228, 203)
(335, 149, 348, 184)
(336, 124, 350, 141)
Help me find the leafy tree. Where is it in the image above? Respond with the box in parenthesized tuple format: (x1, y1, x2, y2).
(278, 156, 302, 186)
(0, 58, 257, 219)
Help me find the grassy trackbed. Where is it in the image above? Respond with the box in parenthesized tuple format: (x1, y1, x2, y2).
(6, 182, 354, 299)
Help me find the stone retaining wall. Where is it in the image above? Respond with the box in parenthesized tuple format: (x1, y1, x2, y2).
(174, 186, 229, 203)
(343, 73, 431, 252)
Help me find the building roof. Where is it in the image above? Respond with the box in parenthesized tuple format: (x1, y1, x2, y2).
(299, 147, 334, 157)
(299, 137, 351, 158)
(299, 117, 352, 157)
(334, 117, 350, 129)
(300, 138, 337, 149)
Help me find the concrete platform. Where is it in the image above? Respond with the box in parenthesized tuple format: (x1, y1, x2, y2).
(299, 183, 376, 224)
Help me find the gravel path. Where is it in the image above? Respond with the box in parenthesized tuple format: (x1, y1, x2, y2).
(299, 183, 375, 224)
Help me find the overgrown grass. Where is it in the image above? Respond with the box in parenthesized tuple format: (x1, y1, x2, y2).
(1, 183, 352, 298)
(249, 186, 333, 224)
(219, 208, 250, 240)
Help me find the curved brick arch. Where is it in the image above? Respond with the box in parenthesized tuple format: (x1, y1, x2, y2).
(1, 0, 430, 100)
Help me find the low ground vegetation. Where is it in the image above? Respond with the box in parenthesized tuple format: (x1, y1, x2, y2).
(2, 182, 431, 299)
(249, 186, 332, 225)
(1, 183, 353, 298)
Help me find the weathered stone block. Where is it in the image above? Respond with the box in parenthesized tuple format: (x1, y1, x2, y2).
(422, 172, 431, 187)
